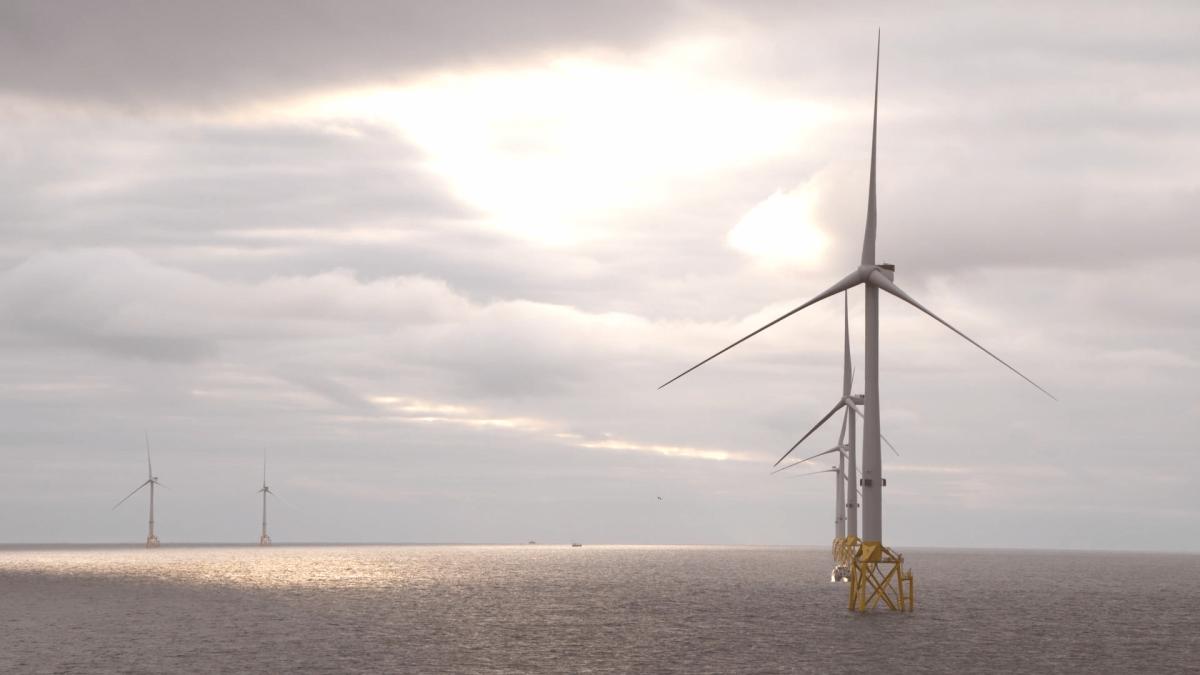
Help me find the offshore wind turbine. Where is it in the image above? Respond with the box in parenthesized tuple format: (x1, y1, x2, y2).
(113, 433, 162, 548)
(258, 454, 274, 546)
(660, 33, 1052, 611)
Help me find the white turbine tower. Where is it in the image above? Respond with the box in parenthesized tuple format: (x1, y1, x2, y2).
(258, 454, 274, 546)
(113, 433, 162, 548)
(839, 293, 858, 545)
(771, 291, 900, 577)
(660, 32, 1053, 611)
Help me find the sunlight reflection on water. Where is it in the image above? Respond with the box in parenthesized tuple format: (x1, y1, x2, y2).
(1, 545, 1197, 674)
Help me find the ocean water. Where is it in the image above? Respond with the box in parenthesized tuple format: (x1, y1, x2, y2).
(1, 545, 1196, 674)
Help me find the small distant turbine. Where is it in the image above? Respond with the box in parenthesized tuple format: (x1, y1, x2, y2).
(113, 432, 162, 548)
(258, 454, 274, 546)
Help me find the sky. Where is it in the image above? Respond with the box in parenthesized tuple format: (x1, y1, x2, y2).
(1, 1, 1197, 550)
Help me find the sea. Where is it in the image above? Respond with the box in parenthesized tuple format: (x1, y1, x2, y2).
(1, 544, 1196, 674)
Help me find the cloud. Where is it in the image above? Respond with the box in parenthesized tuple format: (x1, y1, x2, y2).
(0, 0, 685, 107)
(0, 2, 1197, 549)
(0, 249, 478, 361)
(727, 186, 830, 267)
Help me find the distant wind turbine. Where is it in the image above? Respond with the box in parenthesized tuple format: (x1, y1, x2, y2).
(258, 454, 274, 546)
(660, 31, 1052, 611)
(113, 432, 162, 548)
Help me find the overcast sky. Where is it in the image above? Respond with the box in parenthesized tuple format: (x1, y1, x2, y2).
(1, 1, 1196, 550)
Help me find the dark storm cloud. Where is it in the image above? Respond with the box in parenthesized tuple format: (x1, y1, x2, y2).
(0, 0, 683, 107)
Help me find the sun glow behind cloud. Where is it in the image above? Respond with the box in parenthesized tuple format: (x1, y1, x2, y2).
(265, 39, 837, 246)
(727, 186, 829, 266)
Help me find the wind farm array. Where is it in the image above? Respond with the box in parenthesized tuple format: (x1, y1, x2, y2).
(43, 34, 1054, 618)
(10, 3, 1200, 671)
(659, 33, 1053, 612)
(111, 436, 281, 548)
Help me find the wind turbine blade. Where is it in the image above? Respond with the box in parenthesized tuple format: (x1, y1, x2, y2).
(773, 400, 846, 467)
(771, 459, 806, 475)
(847, 404, 900, 456)
(869, 271, 1056, 400)
(881, 431, 898, 457)
(861, 29, 881, 266)
(791, 468, 838, 478)
(145, 432, 152, 479)
(659, 270, 865, 389)
(113, 480, 150, 509)
(262, 451, 267, 487)
(843, 291, 852, 397)
(271, 490, 298, 510)
(838, 408, 849, 447)
(774, 444, 844, 474)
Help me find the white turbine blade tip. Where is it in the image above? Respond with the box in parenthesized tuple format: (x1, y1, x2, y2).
(871, 272, 1056, 400)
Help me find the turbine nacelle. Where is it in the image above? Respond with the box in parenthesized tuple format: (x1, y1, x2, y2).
(853, 263, 894, 283)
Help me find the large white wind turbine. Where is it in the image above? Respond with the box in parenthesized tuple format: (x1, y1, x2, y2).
(113, 433, 162, 548)
(258, 454, 274, 546)
(660, 32, 1052, 610)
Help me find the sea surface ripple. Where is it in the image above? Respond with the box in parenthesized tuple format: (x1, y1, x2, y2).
(1, 545, 1196, 674)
